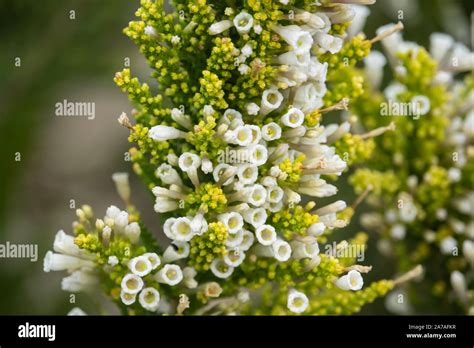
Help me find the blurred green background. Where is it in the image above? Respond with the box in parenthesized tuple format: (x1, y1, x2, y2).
(0, 0, 472, 315)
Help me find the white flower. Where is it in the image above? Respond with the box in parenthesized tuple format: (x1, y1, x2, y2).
(266, 185, 284, 204)
(293, 83, 324, 113)
(249, 144, 268, 166)
(218, 212, 244, 234)
(335, 270, 364, 291)
(155, 264, 183, 286)
(384, 83, 406, 101)
(178, 152, 201, 172)
(447, 167, 461, 182)
(429, 32, 454, 62)
(239, 230, 256, 251)
(247, 184, 267, 206)
(241, 43, 253, 57)
(171, 217, 195, 242)
(170, 35, 180, 45)
(364, 50, 386, 89)
(138, 287, 161, 311)
(210, 258, 234, 279)
(43, 251, 94, 272)
(287, 289, 309, 313)
(124, 222, 141, 244)
(222, 109, 243, 125)
(114, 211, 129, 229)
(255, 225, 277, 246)
(121, 273, 144, 294)
(314, 32, 343, 54)
(440, 236, 457, 255)
(246, 102, 260, 115)
(154, 197, 178, 213)
(61, 270, 98, 292)
(462, 240, 474, 266)
(144, 25, 157, 37)
(149, 125, 187, 142)
(209, 20, 233, 35)
(243, 208, 267, 228)
(291, 241, 319, 259)
(450, 271, 467, 303)
(108, 255, 119, 266)
(261, 122, 282, 141)
(410, 95, 430, 116)
(272, 25, 313, 53)
(260, 88, 284, 116)
(163, 242, 190, 263)
(171, 108, 192, 130)
(213, 163, 236, 186)
(347, 5, 370, 37)
(223, 249, 246, 267)
(233, 12, 254, 34)
(143, 252, 161, 270)
(272, 240, 292, 261)
(277, 50, 310, 67)
(253, 24, 262, 34)
(156, 163, 183, 186)
(120, 290, 137, 305)
(53, 230, 88, 258)
(306, 58, 327, 81)
(306, 222, 325, 238)
(183, 267, 198, 289)
(226, 229, 244, 248)
(237, 164, 259, 185)
(238, 64, 250, 75)
(231, 125, 254, 146)
(112, 172, 131, 203)
(281, 107, 305, 128)
(390, 224, 406, 240)
(399, 200, 417, 223)
(128, 255, 153, 277)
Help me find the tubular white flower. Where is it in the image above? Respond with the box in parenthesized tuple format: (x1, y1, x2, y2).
(53, 230, 89, 258)
(139, 287, 161, 312)
(314, 32, 343, 54)
(43, 251, 94, 272)
(121, 273, 144, 295)
(255, 225, 277, 246)
(222, 109, 243, 125)
(347, 5, 370, 37)
(306, 222, 326, 237)
(155, 264, 183, 286)
(237, 164, 259, 185)
(114, 211, 129, 229)
(376, 23, 403, 57)
(120, 290, 137, 306)
(241, 43, 253, 57)
(156, 163, 183, 186)
(281, 107, 305, 128)
(124, 222, 141, 244)
(112, 172, 131, 203)
(246, 102, 260, 115)
(171, 108, 193, 130)
(231, 125, 254, 146)
(210, 258, 234, 279)
(143, 252, 161, 270)
(171, 217, 195, 242)
(450, 271, 467, 303)
(293, 83, 324, 113)
(243, 207, 267, 228)
(291, 241, 320, 259)
(209, 20, 233, 35)
(306, 58, 328, 81)
(260, 88, 284, 116)
(266, 185, 284, 204)
(154, 197, 179, 213)
(178, 152, 201, 172)
(223, 249, 246, 267)
(213, 163, 237, 185)
(277, 50, 310, 67)
(335, 270, 364, 291)
(61, 270, 98, 293)
(226, 229, 244, 248)
(163, 242, 190, 263)
(239, 229, 256, 251)
(163, 217, 177, 240)
(261, 122, 282, 141)
(429, 32, 454, 62)
(201, 156, 214, 174)
(247, 184, 267, 207)
(248, 125, 262, 145)
(183, 267, 198, 289)
(128, 255, 153, 277)
(287, 289, 309, 314)
(249, 144, 268, 166)
(463, 240, 474, 266)
(272, 240, 292, 262)
(272, 25, 313, 53)
(149, 125, 187, 142)
(218, 212, 244, 234)
(364, 50, 386, 89)
(233, 12, 254, 34)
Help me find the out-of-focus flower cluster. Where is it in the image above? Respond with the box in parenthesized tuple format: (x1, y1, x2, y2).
(345, 7, 474, 314)
(43, 0, 422, 315)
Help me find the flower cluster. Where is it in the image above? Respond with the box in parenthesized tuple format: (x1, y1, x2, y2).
(44, 0, 419, 315)
(346, 10, 474, 314)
